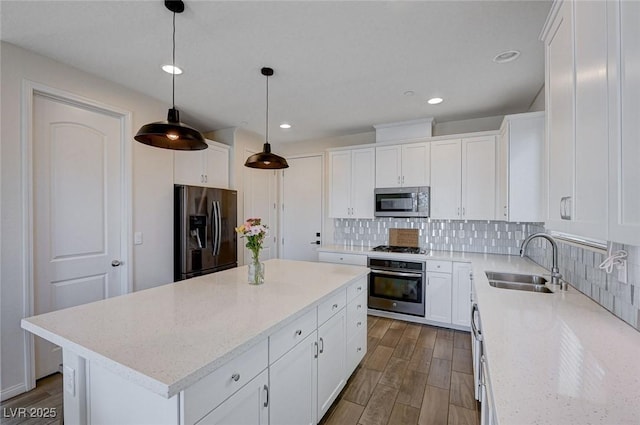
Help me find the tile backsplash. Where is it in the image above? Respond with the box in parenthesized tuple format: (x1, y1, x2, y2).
(334, 218, 640, 331)
(333, 218, 543, 255)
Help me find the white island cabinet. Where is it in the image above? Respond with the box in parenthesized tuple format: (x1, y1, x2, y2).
(21, 260, 369, 425)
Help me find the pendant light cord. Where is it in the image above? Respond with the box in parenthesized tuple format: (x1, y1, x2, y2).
(172, 10, 176, 109)
(265, 72, 269, 143)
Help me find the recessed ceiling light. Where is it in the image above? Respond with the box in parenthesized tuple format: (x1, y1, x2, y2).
(493, 50, 520, 63)
(404, 90, 415, 96)
(427, 97, 443, 105)
(162, 64, 183, 75)
(279, 123, 291, 129)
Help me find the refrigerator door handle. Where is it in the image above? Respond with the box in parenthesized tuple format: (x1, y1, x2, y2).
(212, 200, 221, 256)
(216, 201, 222, 256)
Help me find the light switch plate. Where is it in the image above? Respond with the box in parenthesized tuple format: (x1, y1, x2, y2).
(63, 366, 75, 396)
(134, 232, 143, 245)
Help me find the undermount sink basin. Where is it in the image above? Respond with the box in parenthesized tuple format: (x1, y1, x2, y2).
(485, 271, 553, 294)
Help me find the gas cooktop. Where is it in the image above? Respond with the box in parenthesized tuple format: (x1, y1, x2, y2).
(371, 245, 428, 255)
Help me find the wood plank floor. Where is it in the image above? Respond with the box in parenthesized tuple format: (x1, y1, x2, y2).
(320, 316, 480, 425)
(0, 373, 63, 425)
(3, 316, 478, 425)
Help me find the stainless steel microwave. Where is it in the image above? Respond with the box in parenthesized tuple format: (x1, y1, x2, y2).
(374, 186, 430, 218)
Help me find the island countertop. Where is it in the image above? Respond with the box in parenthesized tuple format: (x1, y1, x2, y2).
(21, 259, 369, 398)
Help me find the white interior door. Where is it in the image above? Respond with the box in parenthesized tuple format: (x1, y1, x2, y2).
(243, 151, 278, 264)
(282, 155, 323, 261)
(33, 93, 124, 379)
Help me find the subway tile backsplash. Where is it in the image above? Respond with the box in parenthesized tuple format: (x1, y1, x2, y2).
(335, 218, 640, 331)
(333, 218, 543, 255)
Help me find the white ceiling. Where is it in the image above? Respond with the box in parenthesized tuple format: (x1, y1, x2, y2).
(1, 0, 551, 144)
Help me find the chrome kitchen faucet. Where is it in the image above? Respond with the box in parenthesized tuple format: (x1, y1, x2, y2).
(520, 233, 566, 290)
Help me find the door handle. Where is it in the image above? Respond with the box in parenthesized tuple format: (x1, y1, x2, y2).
(111, 260, 121, 267)
(263, 384, 269, 408)
(309, 241, 320, 245)
(319, 337, 324, 354)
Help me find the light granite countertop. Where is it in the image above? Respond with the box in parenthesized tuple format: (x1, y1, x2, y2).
(21, 259, 369, 398)
(319, 245, 640, 424)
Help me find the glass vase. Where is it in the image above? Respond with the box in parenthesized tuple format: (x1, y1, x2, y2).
(248, 259, 265, 285)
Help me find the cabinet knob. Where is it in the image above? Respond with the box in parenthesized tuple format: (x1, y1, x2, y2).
(357, 321, 362, 327)
(111, 260, 121, 267)
(231, 373, 240, 382)
(357, 347, 362, 352)
(332, 303, 339, 310)
(295, 329, 302, 336)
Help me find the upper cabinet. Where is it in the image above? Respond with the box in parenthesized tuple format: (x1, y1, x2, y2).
(375, 142, 430, 188)
(607, 0, 640, 245)
(328, 147, 375, 219)
(174, 140, 230, 189)
(543, 0, 609, 240)
(431, 136, 496, 220)
(496, 112, 545, 223)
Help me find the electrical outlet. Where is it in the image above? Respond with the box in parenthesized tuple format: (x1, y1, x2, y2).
(63, 366, 75, 396)
(617, 259, 628, 284)
(134, 232, 143, 245)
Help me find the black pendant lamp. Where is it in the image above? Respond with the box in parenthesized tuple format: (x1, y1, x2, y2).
(244, 67, 289, 169)
(134, 0, 207, 151)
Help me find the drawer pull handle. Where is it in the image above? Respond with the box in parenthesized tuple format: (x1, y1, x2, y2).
(231, 373, 240, 382)
(357, 304, 362, 309)
(332, 303, 339, 310)
(357, 347, 362, 352)
(295, 329, 302, 336)
(357, 286, 362, 291)
(357, 321, 362, 327)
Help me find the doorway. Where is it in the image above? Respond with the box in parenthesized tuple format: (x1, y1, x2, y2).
(25, 85, 131, 383)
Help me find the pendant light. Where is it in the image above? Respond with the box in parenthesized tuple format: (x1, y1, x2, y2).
(134, 0, 207, 151)
(244, 67, 289, 169)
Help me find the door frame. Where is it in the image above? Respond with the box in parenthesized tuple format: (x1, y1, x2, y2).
(278, 152, 325, 258)
(21, 80, 133, 390)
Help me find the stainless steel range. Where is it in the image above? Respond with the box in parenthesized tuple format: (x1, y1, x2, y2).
(368, 245, 426, 317)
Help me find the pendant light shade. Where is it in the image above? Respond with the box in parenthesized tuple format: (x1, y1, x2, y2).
(134, 0, 207, 151)
(244, 67, 289, 169)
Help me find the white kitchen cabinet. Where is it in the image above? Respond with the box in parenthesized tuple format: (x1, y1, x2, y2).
(328, 148, 375, 219)
(375, 142, 430, 188)
(452, 263, 472, 328)
(543, 0, 609, 240)
(174, 140, 230, 188)
(608, 0, 640, 245)
(317, 308, 346, 418)
(269, 331, 318, 425)
(497, 112, 545, 222)
(430, 139, 462, 219)
(430, 137, 496, 220)
(318, 251, 367, 266)
(346, 285, 367, 375)
(197, 369, 269, 425)
(426, 271, 452, 324)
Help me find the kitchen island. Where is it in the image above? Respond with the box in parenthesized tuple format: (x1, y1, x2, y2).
(21, 259, 369, 425)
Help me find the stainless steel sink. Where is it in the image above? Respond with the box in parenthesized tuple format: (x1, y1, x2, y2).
(485, 271, 553, 294)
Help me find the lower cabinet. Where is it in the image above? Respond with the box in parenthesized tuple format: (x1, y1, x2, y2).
(269, 331, 318, 425)
(197, 369, 269, 425)
(452, 263, 472, 327)
(425, 271, 452, 323)
(317, 309, 347, 418)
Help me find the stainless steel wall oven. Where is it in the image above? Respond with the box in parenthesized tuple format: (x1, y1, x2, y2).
(367, 258, 425, 316)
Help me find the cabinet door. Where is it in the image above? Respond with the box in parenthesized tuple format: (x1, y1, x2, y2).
(402, 142, 430, 187)
(317, 309, 346, 419)
(203, 141, 229, 189)
(174, 150, 205, 186)
(608, 0, 640, 245)
(452, 263, 472, 328)
(496, 123, 509, 221)
(545, 0, 575, 229)
(198, 369, 268, 425)
(328, 150, 352, 218)
(375, 145, 401, 188)
(462, 136, 496, 220)
(270, 331, 318, 425)
(430, 139, 462, 219)
(350, 148, 375, 219)
(426, 272, 452, 324)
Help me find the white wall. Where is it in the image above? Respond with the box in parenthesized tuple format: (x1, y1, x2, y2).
(1, 42, 176, 399)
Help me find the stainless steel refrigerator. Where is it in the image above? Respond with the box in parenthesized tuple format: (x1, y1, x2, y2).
(174, 185, 238, 281)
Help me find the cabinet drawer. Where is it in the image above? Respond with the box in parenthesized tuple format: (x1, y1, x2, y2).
(318, 252, 367, 266)
(346, 328, 367, 375)
(318, 289, 347, 325)
(182, 339, 268, 425)
(426, 260, 452, 273)
(269, 308, 317, 364)
(346, 276, 367, 303)
(347, 292, 367, 341)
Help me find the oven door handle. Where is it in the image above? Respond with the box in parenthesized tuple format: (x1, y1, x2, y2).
(471, 303, 483, 341)
(372, 269, 424, 278)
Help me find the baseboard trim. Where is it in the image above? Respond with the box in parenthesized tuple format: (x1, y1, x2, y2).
(1, 383, 27, 402)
